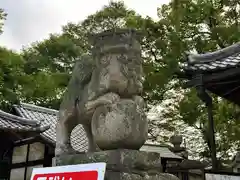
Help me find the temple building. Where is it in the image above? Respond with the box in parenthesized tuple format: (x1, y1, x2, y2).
(0, 102, 191, 180)
(0, 105, 51, 180)
(181, 42, 240, 104)
(180, 41, 240, 173)
(0, 103, 88, 180)
(2, 41, 240, 180)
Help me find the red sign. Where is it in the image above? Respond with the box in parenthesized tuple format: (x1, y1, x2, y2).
(30, 163, 106, 180)
(32, 170, 98, 180)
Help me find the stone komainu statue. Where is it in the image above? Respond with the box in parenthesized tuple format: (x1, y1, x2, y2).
(55, 29, 148, 156)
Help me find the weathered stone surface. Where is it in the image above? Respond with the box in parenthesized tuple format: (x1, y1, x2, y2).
(169, 135, 188, 159)
(55, 149, 179, 180)
(105, 172, 180, 180)
(92, 98, 147, 150)
(54, 28, 180, 180)
(55, 149, 161, 171)
(55, 28, 147, 156)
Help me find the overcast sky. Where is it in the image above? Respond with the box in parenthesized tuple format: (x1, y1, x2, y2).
(0, 0, 169, 51)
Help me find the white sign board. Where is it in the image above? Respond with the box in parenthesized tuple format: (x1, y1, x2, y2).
(205, 173, 240, 180)
(30, 163, 106, 180)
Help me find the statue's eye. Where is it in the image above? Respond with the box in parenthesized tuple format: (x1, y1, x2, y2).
(100, 55, 110, 65)
(117, 54, 128, 64)
(131, 54, 141, 65)
(127, 56, 138, 65)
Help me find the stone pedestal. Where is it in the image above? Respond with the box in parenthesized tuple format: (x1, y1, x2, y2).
(54, 149, 179, 180)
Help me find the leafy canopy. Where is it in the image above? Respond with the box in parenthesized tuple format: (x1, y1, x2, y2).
(0, 0, 239, 162)
(157, 0, 240, 161)
(0, 8, 6, 34)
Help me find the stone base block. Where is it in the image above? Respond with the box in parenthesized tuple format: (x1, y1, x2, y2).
(105, 172, 180, 180)
(54, 149, 179, 180)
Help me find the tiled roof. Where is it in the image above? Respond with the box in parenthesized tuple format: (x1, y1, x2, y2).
(140, 144, 182, 159)
(13, 103, 183, 158)
(0, 109, 49, 133)
(13, 103, 88, 152)
(182, 42, 240, 73)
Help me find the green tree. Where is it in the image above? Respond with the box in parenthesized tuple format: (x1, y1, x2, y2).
(13, 0, 240, 163)
(62, 1, 174, 105)
(20, 34, 82, 109)
(156, 0, 240, 162)
(0, 8, 6, 34)
(20, 1, 177, 149)
(21, 1, 164, 108)
(0, 47, 27, 111)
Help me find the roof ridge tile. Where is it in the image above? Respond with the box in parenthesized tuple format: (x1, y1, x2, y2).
(187, 42, 240, 64)
(0, 109, 40, 126)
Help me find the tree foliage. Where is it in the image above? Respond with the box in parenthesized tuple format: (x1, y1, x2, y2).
(0, 47, 27, 111)
(21, 1, 170, 107)
(0, 0, 240, 163)
(20, 34, 82, 109)
(0, 8, 7, 34)
(157, 0, 240, 161)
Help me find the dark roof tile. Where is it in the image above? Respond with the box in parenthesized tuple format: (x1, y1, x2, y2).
(13, 103, 88, 152)
(182, 42, 240, 73)
(0, 110, 49, 133)
(13, 104, 184, 159)
(140, 144, 182, 159)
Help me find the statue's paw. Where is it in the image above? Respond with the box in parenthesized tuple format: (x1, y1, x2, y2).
(88, 146, 101, 152)
(55, 144, 78, 156)
(85, 92, 120, 113)
(133, 95, 145, 109)
(98, 92, 120, 105)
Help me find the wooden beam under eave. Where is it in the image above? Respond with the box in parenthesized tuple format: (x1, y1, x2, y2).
(181, 66, 240, 105)
(205, 76, 240, 106)
(194, 67, 240, 84)
(13, 136, 41, 146)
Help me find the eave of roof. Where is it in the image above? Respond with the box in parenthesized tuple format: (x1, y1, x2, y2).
(13, 103, 185, 159)
(140, 143, 183, 159)
(0, 109, 39, 126)
(13, 103, 59, 117)
(181, 42, 240, 74)
(13, 102, 88, 152)
(0, 109, 50, 133)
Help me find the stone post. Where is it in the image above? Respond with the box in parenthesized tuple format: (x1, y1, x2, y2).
(55, 29, 179, 180)
(170, 135, 188, 159)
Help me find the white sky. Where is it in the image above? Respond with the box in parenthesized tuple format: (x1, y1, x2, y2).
(0, 0, 170, 51)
